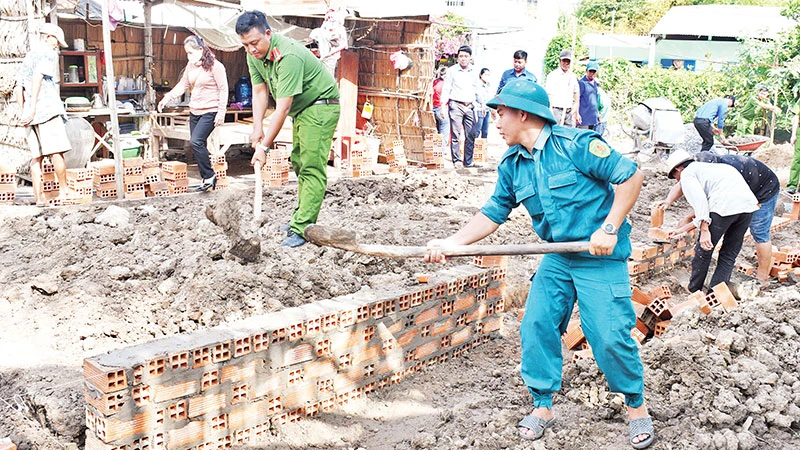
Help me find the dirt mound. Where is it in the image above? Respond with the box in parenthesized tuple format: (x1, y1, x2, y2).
(2, 156, 799, 450)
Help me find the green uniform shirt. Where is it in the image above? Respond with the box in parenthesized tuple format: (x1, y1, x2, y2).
(738, 95, 760, 121)
(247, 34, 339, 118)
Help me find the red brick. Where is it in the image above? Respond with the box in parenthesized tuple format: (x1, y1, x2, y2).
(711, 282, 738, 311)
(282, 383, 316, 409)
(303, 359, 336, 379)
(397, 329, 419, 347)
(154, 379, 199, 403)
(353, 344, 380, 365)
(450, 327, 471, 347)
(188, 392, 227, 419)
(472, 255, 509, 268)
(486, 285, 504, 301)
(415, 305, 440, 325)
(481, 315, 502, 334)
(281, 343, 315, 367)
(252, 372, 283, 398)
(453, 293, 476, 312)
(166, 419, 204, 449)
(95, 410, 153, 443)
(631, 287, 651, 306)
(415, 340, 440, 360)
(84, 389, 128, 416)
(333, 371, 363, 392)
(84, 359, 127, 393)
(466, 303, 487, 323)
(654, 321, 670, 338)
(562, 322, 585, 350)
(650, 203, 664, 228)
(431, 317, 454, 337)
(648, 227, 673, 242)
(221, 360, 256, 384)
(635, 318, 650, 335)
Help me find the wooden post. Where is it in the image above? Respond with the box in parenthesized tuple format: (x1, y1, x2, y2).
(101, 0, 124, 198)
(144, 3, 155, 112)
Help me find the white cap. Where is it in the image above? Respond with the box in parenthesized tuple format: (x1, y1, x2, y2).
(665, 149, 694, 179)
(40, 23, 67, 48)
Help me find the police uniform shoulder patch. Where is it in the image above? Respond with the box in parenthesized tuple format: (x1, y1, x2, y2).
(589, 139, 611, 158)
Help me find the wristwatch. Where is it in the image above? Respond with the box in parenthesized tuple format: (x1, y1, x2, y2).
(601, 222, 618, 235)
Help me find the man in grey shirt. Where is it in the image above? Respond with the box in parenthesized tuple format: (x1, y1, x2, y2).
(440, 45, 480, 167)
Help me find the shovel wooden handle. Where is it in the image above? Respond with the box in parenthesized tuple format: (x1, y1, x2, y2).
(303, 224, 590, 258)
(353, 242, 591, 258)
(253, 161, 262, 223)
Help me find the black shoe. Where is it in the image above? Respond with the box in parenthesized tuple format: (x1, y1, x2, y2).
(281, 231, 307, 247)
(196, 174, 217, 192)
(788, 187, 797, 195)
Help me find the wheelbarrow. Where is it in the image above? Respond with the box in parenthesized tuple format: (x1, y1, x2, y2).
(716, 135, 769, 156)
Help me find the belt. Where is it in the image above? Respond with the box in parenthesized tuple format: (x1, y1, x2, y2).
(311, 98, 339, 106)
(453, 100, 472, 107)
(552, 106, 571, 111)
(694, 118, 710, 122)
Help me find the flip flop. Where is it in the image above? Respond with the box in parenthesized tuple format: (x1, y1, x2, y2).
(630, 417, 654, 449)
(517, 414, 557, 441)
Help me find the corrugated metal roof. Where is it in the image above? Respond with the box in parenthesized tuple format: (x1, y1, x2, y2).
(650, 5, 796, 40)
(583, 33, 652, 49)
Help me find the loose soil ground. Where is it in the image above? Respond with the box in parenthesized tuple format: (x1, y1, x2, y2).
(1, 128, 799, 450)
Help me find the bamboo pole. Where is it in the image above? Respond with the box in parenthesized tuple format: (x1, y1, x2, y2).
(144, 3, 155, 112)
(101, 0, 124, 199)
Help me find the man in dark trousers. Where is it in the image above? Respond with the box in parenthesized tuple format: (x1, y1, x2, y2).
(694, 96, 734, 152)
(660, 151, 779, 283)
(660, 150, 759, 293)
(440, 45, 480, 167)
(237, 10, 340, 247)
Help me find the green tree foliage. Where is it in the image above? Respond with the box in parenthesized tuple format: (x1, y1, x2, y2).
(600, 59, 728, 123)
(577, 0, 786, 36)
(543, 16, 588, 75)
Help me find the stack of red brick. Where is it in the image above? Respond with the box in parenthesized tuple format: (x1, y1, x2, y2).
(123, 157, 146, 200)
(386, 139, 408, 173)
(40, 159, 62, 206)
(783, 192, 800, 221)
(261, 146, 290, 187)
(768, 244, 800, 282)
(162, 162, 188, 194)
(422, 135, 445, 170)
(92, 160, 118, 199)
(63, 168, 93, 204)
(0, 165, 16, 205)
(143, 159, 170, 197)
(82, 264, 507, 450)
(473, 138, 488, 163)
(211, 155, 230, 190)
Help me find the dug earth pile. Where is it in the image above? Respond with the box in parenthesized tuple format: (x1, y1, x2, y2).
(1, 154, 799, 450)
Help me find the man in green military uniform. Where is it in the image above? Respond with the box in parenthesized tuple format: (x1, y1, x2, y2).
(425, 78, 653, 449)
(237, 10, 340, 247)
(737, 87, 779, 136)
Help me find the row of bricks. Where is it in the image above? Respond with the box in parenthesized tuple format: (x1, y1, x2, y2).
(85, 266, 506, 393)
(84, 335, 496, 450)
(630, 227, 697, 261)
(85, 293, 505, 415)
(85, 281, 505, 405)
(86, 318, 502, 445)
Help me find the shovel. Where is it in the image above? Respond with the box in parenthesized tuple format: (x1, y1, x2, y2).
(304, 224, 590, 258)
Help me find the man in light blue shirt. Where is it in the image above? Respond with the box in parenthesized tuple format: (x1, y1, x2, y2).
(694, 96, 734, 151)
(441, 45, 480, 167)
(496, 50, 537, 94)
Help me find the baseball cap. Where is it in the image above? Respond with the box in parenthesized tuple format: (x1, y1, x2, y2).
(587, 61, 600, 71)
(559, 50, 573, 61)
(40, 23, 67, 48)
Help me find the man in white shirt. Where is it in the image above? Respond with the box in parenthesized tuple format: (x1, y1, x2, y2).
(660, 150, 758, 293)
(545, 50, 579, 127)
(440, 45, 480, 167)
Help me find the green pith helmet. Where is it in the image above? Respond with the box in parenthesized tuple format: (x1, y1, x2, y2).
(486, 78, 556, 124)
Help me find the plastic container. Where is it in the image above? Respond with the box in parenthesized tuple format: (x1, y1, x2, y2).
(121, 140, 142, 158)
(234, 77, 252, 107)
(68, 65, 79, 83)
